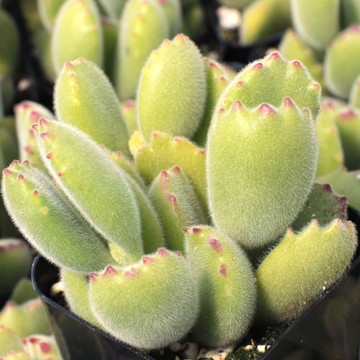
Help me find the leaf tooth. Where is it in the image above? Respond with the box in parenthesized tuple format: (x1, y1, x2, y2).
(142, 255, 156, 265)
(167, 194, 177, 211)
(157, 248, 168, 256)
(219, 264, 227, 277)
(192, 227, 201, 234)
(252, 62, 263, 71)
(208, 238, 222, 253)
(268, 51, 281, 61)
(124, 267, 139, 279)
(90, 273, 98, 281)
(284, 97, 295, 108)
(291, 60, 303, 68)
(257, 103, 276, 115)
(102, 266, 118, 277)
(3, 169, 12, 176)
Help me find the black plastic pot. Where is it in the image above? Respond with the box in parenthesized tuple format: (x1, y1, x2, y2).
(32, 207, 360, 360)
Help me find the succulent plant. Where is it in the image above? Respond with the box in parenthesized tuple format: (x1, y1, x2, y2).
(208, 97, 317, 250)
(54, 57, 131, 157)
(0, 299, 51, 339)
(137, 34, 207, 141)
(89, 249, 199, 350)
(0, 325, 23, 357)
(208, 52, 319, 249)
(0, 279, 62, 360)
(256, 219, 357, 323)
(133, 131, 208, 216)
(149, 166, 207, 252)
(1, 34, 358, 357)
(21, 335, 62, 360)
(184, 226, 256, 346)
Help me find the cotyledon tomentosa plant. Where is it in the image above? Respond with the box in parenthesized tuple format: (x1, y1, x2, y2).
(2, 34, 358, 355)
(0, 278, 63, 360)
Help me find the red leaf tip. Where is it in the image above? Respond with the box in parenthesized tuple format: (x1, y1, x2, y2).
(208, 238, 222, 253)
(167, 194, 177, 209)
(209, 62, 217, 69)
(291, 60, 302, 68)
(340, 109, 356, 120)
(103, 266, 117, 276)
(252, 62, 263, 71)
(30, 111, 39, 123)
(124, 267, 139, 278)
(232, 100, 242, 110)
(40, 342, 51, 354)
(40, 132, 49, 139)
(39, 118, 48, 126)
(142, 256, 155, 265)
(158, 248, 168, 256)
(268, 51, 280, 61)
(122, 101, 135, 111)
(284, 98, 294, 107)
(10, 160, 19, 168)
(258, 104, 275, 115)
(175, 33, 186, 42)
(90, 273, 98, 281)
(161, 170, 169, 191)
(219, 264, 227, 277)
